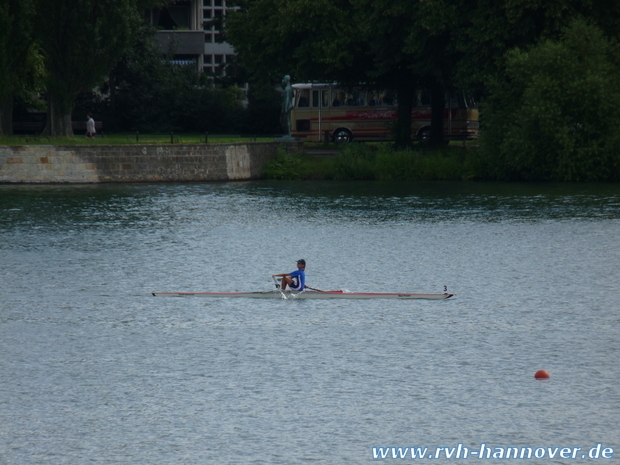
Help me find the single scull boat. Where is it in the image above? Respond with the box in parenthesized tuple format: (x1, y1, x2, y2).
(152, 290, 454, 300)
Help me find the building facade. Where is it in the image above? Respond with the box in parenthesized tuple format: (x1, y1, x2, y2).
(148, 0, 236, 75)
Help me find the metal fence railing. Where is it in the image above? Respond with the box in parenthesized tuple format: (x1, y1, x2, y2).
(132, 132, 283, 144)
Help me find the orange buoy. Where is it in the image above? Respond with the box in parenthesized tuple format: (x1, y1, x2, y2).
(534, 370, 550, 379)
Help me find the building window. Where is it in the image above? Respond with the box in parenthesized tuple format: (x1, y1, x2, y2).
(214, 54, 223, 64)
(157, 5, 190, 29)
(204, 33, 212, 43)
(214, 0, 223, 6)
(171, 55, 196, 66)
(167, 6, 189, 29)
(203, 9, 212, 19)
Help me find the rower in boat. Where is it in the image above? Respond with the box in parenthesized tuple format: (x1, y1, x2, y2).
(153, 259, 456, 300)
(272, 259, 306, 291)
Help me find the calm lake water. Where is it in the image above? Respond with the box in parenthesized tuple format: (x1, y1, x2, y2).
(1, 181, 619, 464)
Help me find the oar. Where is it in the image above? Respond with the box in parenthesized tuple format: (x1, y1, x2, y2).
(305, 286, 326, 292)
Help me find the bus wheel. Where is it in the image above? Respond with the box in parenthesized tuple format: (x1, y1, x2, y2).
(333, 128, 352, 144)
(418, 128, 431, 145)
(418, 128, 449, 146)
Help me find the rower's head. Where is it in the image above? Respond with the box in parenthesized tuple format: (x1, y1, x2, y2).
(297, 259, 306, 269)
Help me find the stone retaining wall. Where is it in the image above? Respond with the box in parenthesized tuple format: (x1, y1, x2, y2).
(0, 142, 292, 183)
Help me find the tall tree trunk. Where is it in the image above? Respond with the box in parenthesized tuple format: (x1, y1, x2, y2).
(394, 77, 415, 149)
(430, 82, 445, 147)
(0, 94, 13, 135)
(42, 95, 74, 137)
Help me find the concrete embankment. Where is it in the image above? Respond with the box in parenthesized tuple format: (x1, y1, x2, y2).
(0, 142, 295, 183)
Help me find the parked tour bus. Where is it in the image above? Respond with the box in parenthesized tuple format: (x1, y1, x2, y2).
(289, 83, 479, 143)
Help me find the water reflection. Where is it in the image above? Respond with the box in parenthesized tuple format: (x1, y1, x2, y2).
(1, 181, 619, 464)
(2, 182, 619, 233)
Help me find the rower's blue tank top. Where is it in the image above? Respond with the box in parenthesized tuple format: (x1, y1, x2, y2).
(289, 269, 305, 290)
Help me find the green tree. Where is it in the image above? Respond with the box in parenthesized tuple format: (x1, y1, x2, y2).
(227, 0, 469, 147)
(240, 76, 281, 134)
(480, 20, 620, 181)
(228, 0, 620, 149)
(0, 0, 38, 135)
(33, 0, 148, 137)
(110, 32, 244, 133)
(207, 52, 281, 134)
(457, 0, 620, 91)
(366, 0, 464, 146)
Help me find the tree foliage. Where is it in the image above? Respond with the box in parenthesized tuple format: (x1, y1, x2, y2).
(33, 0, 147, 136)
(2, 0, 620, 184)
(0, 0, 39, 135)
(227, 0, 468, 147)
(228, 0, 620, 153)
(107, 32, 244, 133)
(240, 78, 281, 134)
(229, 0, 610, 148)
(457, 0, 609, 89)
(479, 20, 620, 181)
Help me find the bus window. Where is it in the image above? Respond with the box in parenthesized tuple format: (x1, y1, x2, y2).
(367, 90, 396, 106)
(419, 90, 431, 106)
(298, 89, 310, 108)
(461, 92, 478, 108)
(345, 92, 354, 106)
(310, 89, 330, 108)
(368, 91, 379, 106)
(332, 90, 346, 107)
(416, 90, 477, 109)
(322, 90, 330, 108)
(343, 89, 365, 107)
(384, 91, 397, 106)
(448, 93, 460, 109)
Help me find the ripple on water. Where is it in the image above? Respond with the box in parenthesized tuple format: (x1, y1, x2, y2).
(1, 181, 619, 464)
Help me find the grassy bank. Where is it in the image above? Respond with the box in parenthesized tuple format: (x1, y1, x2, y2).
(1, 135, 488, 181)
(264, 143, 486, 181)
